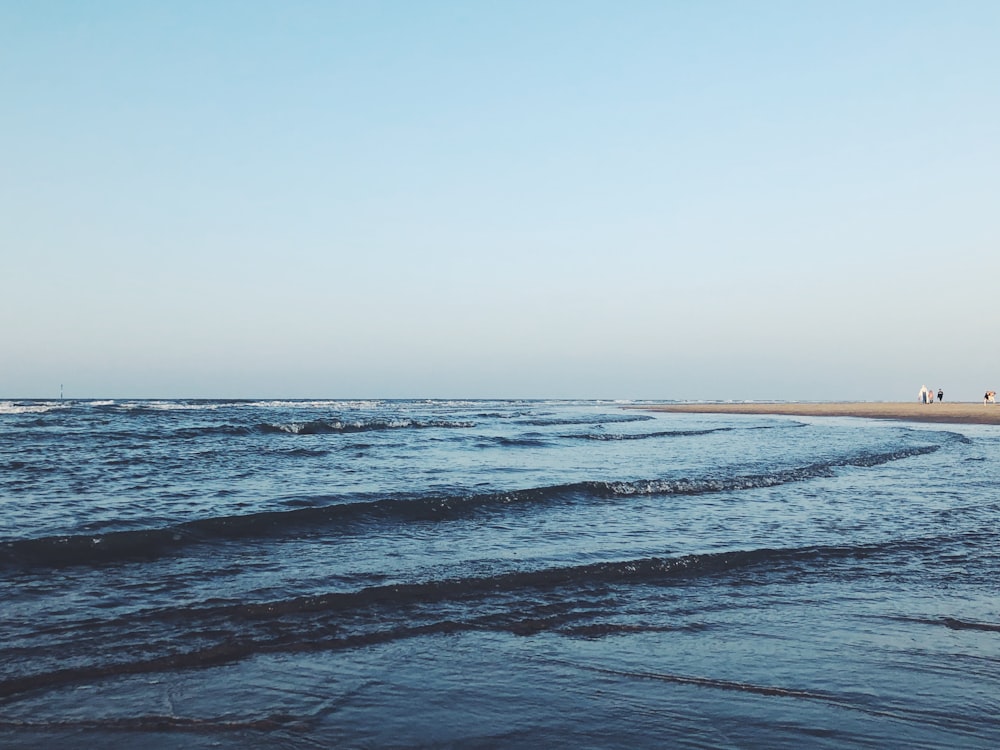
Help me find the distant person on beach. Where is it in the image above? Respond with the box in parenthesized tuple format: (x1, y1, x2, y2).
(987, 391, 997, 404)
(919, 385, 928, 403)
(937, 388, 944, 402)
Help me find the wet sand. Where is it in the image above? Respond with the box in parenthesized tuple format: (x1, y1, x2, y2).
(638, 402, 1000, 425)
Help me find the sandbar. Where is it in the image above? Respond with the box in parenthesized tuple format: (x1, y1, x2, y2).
(637, 402, 1000, 426)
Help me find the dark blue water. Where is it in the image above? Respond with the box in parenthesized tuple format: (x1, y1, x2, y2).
(2, 399, 999, 748)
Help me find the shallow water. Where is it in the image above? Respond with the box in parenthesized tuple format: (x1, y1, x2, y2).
(2, 399, 999, 748)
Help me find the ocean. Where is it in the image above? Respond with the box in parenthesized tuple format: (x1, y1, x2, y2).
(1, 398, 999, 749)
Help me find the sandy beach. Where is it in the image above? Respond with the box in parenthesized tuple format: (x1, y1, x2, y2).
(638, 402, 1000, 425)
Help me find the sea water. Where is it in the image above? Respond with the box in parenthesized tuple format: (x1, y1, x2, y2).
(1, 399, 999, 749)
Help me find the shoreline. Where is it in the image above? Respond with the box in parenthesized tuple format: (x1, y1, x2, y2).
(635, 402, 1000, 426)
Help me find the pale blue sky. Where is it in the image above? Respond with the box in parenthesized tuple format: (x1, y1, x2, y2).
(3, 1, 998, 400)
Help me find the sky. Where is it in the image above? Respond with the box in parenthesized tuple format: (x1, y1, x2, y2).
(3, 1, 998, 400)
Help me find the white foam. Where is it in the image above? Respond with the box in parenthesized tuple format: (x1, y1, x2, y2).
(0, 401, 66, 414)
(120, 401, 221, 411)
(246, 400, 383, 410)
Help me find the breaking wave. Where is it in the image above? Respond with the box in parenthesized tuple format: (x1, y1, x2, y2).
(257, 419, 475, 435)
(567, 428, 730, 441)
(0, 444, 940, 570)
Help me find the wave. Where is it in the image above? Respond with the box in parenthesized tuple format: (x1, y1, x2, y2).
(184, 544, 882, 623)
(479, 435, 552, 448)
(174, 425, 258, 438)
(122, 401, 224, 412)
(0, 542, 902, 700)
(940, 617, 1000, 632)
(0, 713, 303, 733)
(886, 615, 1000, 633)
(0, 401, 67, 415)
(519, 414, 655, 427)
(0, 444, 940, 570)
(3, 418, 476, 441)
(276, 448, 331, 458)
(567, 428, 730, 441)
(566, 423, 806, 441)
(245, 400, 383, 410)
(257, 419, 475, 435)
